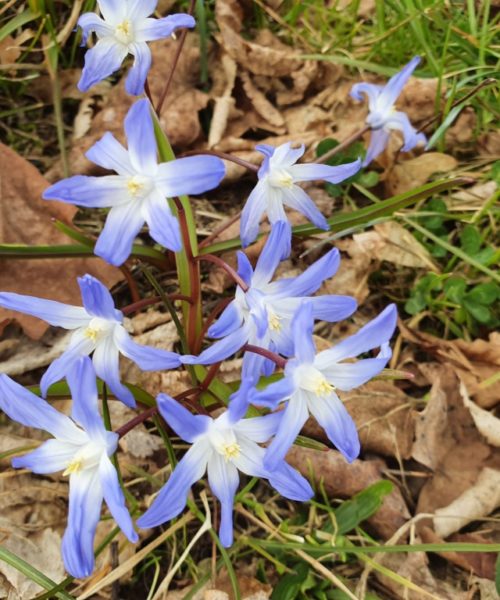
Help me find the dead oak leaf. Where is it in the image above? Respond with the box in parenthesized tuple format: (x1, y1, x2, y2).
(385, 152, 457, 196)
(0, 143, 121, 339)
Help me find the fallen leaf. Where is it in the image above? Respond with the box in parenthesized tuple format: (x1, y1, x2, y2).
(240, 71, 285, 128)
(461, 381, 500, 447)
(286, 446, 410, 539)
(385, 152, 457, 196)
(208, 54, 238, 147)
(0, 143, 121, 339)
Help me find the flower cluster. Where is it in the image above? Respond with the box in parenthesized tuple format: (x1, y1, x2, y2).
(0, 0, 426, 579)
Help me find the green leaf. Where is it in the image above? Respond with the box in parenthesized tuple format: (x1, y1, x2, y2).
(466, 283, 499, 305)
(460, 224, 482, 255)
(490, 161, 500, 185)
(271, 563, 310, 600)
(334, 481, 393, 535)
(463, 300, 492, 324)
(358, 171, 379, 188)
(405, 294, 426, 315)
(0, 547, 75, 600)
(0, 10, 38, 43)
(425, 104, 465, 151)
(444, 277, 467, 302)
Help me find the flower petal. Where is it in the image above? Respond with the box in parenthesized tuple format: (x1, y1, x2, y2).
(308, 391, 360, 462)
(123, 98, 157, 173)
(234, 411, 283, 443)
(85, 132, 134, 176)
(12, 439, 80, 474)
(127, 0, 157, 21)
(207, 453, 239, 547)
(94, 202, 145, 266)
(114, 326, 181, 370)
(315, 303, 397, 365)
(363, 128, 390, 166)
(236, 252, 254, 285)
(142, 190, 182, 251)
(0, 292, 88, 329)
(96, 0, 125, 23)
(62, 469, 103, 578)
(271, 248, 340, 298)
(309, 295, 357, 322)
(379, 56, 421, 108)
(291, 302, 316, 364)
(267, 462, 314, 501)
(282, 185, 329, 230)
(181, 325, 249, 365)
(320, 345, 392, 391)
(78, 274, 121, 321)
(350, 82, 384, 109)
(125, 43, 152, 96)
(264, 393, 309, 471)
(137, 441, 210, 528)
(155, 155, 225, 197)
(78, 37, 128, 92)
(93, 336, 136, 407)
(290, 159, 361, 184)
(269, 142, 305, 168)
(43, 175, 131, 208)
(251, 221, 290, 288)
(77, 13, 112, 44)
(207, 301, 242, 338)
(231, 437, 266, 478)
(251, 376, 295, 409)
(0, 374, 78, 441)
(67, 356, 107, 437)
(135, 13, 196, 42)
(226, 377, 256, 423)
(386, 111, 426, 152)
(99, 455, 138, 542)
(156, 393, 210, 442)
(240, 180, 268, 247)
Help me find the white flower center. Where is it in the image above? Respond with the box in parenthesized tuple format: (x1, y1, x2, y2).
(127, 175, 153, 199)
(268, 169, 294, 189)
(268, 310, 282, 332)
(367, 104, 396, 129)
(209, 423, 241, 462)
(295, 364, 335, 397)
(114, 19, 134, 45)
(63, 441, 107, 476)
(83, 317, 114, 343)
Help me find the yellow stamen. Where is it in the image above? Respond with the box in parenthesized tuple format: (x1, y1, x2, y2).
(84, 327, 99, 342)
(63, 458, 83, 476)
(268, 313, 282, 332)
(222, 442, 241, 462)
(127, 176, 144, 197)
(313, 378, 335, 397)
(277, 172, 293, 188)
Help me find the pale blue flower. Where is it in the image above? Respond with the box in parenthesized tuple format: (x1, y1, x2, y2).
(253, 302, 398, 470)
(43, 99, 225, 266)
(0, 274, 180, 407)
(78, 0, 195, 94)
(0, 357, 138, 578)
(240, 142, 361, 247)
(351, 56, 427, 166)
(137, 382, 313, 546)
(182, 221, 357, 377)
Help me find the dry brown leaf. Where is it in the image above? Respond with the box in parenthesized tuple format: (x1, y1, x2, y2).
(215, 0, 300, 76)
(460, 381, 500, 447)
(0, 143, 121, 339)
(240, 71, 285, 128)
(0, 30, 34, 66)
(433, 467, 500, 538)
(400, 323, 500, 408)
(302, 381, 415, 459)
(385, 152, 457, 196)
(208, 54, 238, 147)
(351, 221, 438, 270)
(287, 446, 410, 539)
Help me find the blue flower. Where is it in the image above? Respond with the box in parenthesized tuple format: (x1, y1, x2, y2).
(253, 302, 397, 470)
(240, 142, 361, 247)
(43, 99, 225, 266)
(351, 56, 427, 166)
(182, 221, 357, 377)
(0, 274, 180, 407)
(77, 0, 195, 94)
(136, 382, 313, 546)
(0, 357, 138, 578)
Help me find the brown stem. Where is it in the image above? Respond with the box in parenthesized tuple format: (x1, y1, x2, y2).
(242, 344, 287, 369)
(122, 294, 192, 316)
(196, 297, 232, 351)
(155, 0, 196, 115)
(116, 406, 158, 438)
(200, 362, 222, 392)
(181, 149, 259, 173)
(316, 125, 370, 164)
(144, 79, 154, 106)
(199, 212, 242, 250)
(195, 254, 249, 292)
(119, 265, 140, 303)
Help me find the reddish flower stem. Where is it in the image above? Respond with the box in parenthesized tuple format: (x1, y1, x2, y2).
(316, 125, 370, 164)
(242, 344, 287, 369)
(155, 0, 197, 116)
(195, 254, 249, 292)
(196, 297, 232, 352)
(199, 212, 242, 250)
(181, 149, 258, 173)
(122, 294, 192, 315)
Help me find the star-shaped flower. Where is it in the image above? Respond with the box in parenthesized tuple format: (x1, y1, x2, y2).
(43, 99, 225, 266)
(240, 142, 361, 247)
(77, 0, 195, 94)
(351, 56, 427, 166)
(0, 357, 138, 578)
(0, 274, 180, 406)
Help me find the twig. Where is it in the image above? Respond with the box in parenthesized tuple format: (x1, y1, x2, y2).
(195, 254, 249, 292)
(242, 344, 287, 369)
(181, 149, 259, 173)
(316, 125, 370, 164)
